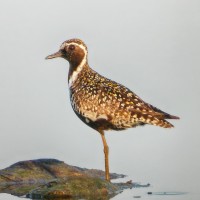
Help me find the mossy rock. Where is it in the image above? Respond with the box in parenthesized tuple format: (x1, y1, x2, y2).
(27, 177, 118, 199)
(0, 159, 123, 199)
(0, 159, 149, 199)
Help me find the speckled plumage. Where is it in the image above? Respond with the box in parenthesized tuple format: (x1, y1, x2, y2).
(70, 63, 178, 130)
(46, 38, 179, 181)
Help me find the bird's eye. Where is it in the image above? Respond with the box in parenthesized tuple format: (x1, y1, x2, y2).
(69, 45, 75, 51)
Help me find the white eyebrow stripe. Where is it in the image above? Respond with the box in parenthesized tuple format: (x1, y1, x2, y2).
(60, 42, 87, 52)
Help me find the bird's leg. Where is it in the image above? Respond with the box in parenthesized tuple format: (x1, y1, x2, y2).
(99, 130, 110, 182)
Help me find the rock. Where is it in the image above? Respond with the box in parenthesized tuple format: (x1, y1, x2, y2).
(0, 159, 150, 199)
(0, 159, 122, 199)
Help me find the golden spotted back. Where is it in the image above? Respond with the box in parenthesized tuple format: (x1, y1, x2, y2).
(69, 64, 175, 130)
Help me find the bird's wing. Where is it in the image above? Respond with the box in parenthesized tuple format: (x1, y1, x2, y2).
(95, 76, 178, 128)
(104, 79, 178, 119)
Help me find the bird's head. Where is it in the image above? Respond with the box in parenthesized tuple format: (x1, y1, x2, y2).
(46, 38, 88, 67)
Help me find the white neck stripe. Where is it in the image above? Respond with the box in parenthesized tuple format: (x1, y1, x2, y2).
(68, 44, 87, 87)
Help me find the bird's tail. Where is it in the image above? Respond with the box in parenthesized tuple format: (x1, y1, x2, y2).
(129, 107, 179, 128)
(148, 112, 180, 128)
(147, 104, 180, 120)
(164, 114, 180, 120)
(149, 117, 174, 128)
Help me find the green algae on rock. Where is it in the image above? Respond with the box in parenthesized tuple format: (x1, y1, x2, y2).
(0, 159, 150, 199)
(0, 159, 123, 199)
(27, 177, 118, 199)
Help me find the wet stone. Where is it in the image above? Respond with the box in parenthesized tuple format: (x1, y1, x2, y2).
(0, 159, 149, 199)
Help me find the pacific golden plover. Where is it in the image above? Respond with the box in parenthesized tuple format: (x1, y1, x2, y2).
(46, 38, 179, 181)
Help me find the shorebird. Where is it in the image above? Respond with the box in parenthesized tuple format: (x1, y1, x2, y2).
(46, 38, 179, 182)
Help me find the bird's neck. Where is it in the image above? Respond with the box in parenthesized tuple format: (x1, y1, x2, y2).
(68, 56, 88, 87)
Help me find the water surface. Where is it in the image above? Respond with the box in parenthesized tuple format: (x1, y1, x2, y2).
(1, 176, 199, 200)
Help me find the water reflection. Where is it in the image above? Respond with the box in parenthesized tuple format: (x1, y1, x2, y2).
(111, 188, 190, 200)
(0, 178, 198, 200)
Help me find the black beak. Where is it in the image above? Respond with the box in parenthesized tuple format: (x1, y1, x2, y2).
(45, 50, 63, 59)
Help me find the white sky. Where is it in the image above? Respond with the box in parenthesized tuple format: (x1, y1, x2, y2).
(0, 0, 200, 195)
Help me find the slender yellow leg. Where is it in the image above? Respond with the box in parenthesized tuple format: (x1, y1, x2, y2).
(99, 130, 110, 182)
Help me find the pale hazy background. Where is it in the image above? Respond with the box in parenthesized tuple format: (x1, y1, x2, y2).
(0, 0, 200, 199)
